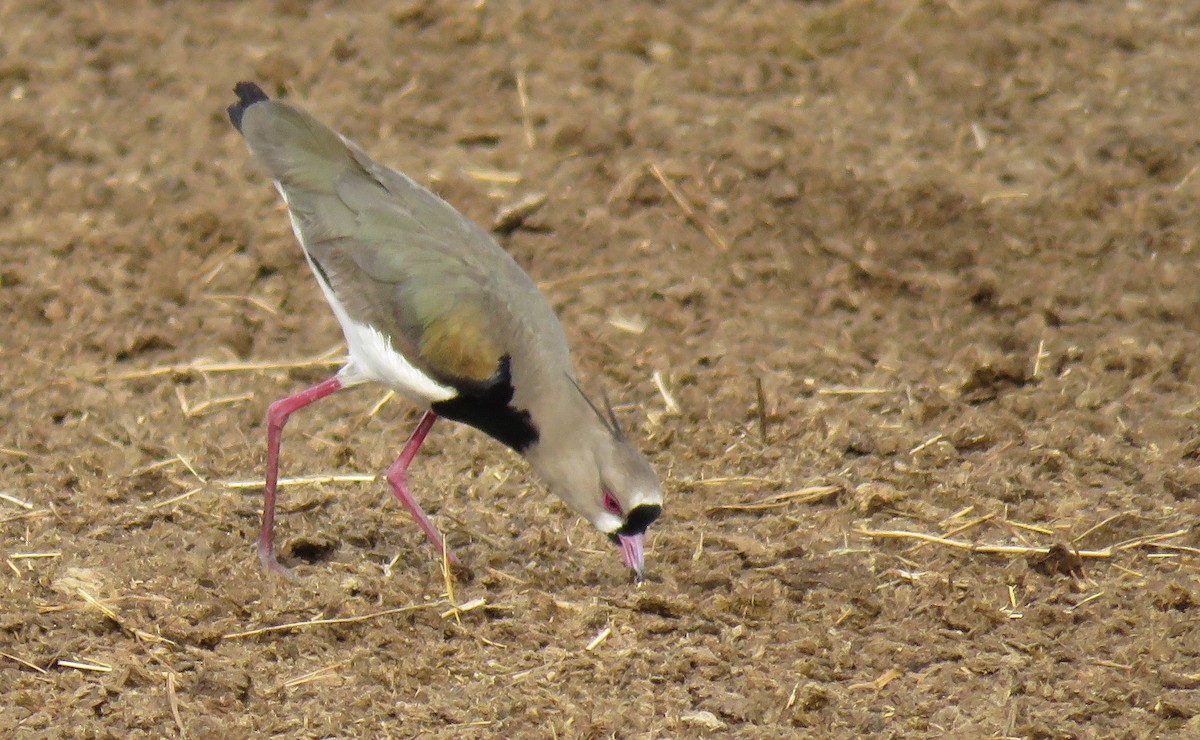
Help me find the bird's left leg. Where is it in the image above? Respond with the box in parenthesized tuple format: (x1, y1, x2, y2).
(384, 410, 457, 562)
(260, 375, 345, 577)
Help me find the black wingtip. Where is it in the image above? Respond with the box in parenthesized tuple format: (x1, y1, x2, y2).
(227, 81, 270, 132)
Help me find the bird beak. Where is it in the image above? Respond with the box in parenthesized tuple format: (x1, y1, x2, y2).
(617, 533, 645, 583)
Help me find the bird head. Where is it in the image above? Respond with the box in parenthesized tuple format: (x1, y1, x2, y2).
(525, 381, 663, 581)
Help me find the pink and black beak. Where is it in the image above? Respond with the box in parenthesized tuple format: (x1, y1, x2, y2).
(607, 504, 662, 582)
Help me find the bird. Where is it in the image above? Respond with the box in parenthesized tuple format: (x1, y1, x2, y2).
(226, 81, 663, 582)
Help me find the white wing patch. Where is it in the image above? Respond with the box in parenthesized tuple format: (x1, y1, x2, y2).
(277, 184, 457, 404)
(333, 312, 457, 403)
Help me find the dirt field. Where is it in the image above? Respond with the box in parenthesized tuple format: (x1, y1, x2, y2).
(3, 0, 1200, 737)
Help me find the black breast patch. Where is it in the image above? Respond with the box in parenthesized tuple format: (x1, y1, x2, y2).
(432, 354, 539, 453)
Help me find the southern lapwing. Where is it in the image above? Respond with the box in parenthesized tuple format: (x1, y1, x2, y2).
(226, 82, 662, 582)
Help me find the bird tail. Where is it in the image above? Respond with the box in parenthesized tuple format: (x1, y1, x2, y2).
(226, 81, 269, 133)
(226, 82, 354, 194)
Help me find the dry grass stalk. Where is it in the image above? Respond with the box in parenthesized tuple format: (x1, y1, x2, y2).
(943, 510, 983, 529)
(1173, 161, 1200, 191)
(969, 121, 988, 150)
(203, 292, 279, 316)
(816, 386, 892, 396)
(98, 352, 345, 382)
(1000, 587, 1023, 620)
(484, 566, 528, 585)
(173, 453, 205, 484)
(1031, 337, 1048, 379)
(894, 567, 930, 583)
(1151, 543, 1200, 556)
(440, 598, 487, 620)
(537, 266, 640, 291)
(166, 671, 185, 738)
(0, 509, 50, 525)
(1111, 563, 1145, 579)
(367, 390, 395, 417)
(9, 551, 61, 560)
(1004, 520, 1036, 548)
(380, 551, 404, 578)
(0, 491, 34, 509)
(941, 505, 975, 523)
(652, 370, 681, 415)
(784, 681, 802, 711)
(606, 315, 647, 335)
(908, 513, 995, 553)
(463, 167, 521, 184)
(195, 244, 240, 288)
(857, 528, 1107, 557)
(848, 667, 902, 691)
(706, 485, 840, 514)
(516, 68, 535, 149)
(58, 659, 113, 673)
(0, 447, 31, 458)
(493, 192, 547, 232)
(858, 527, 1192, 559)
(222, 604, 431, 640)
(280, 662, 345, 690)
(1112, 529, 1190, 552)
(1067, 591, 1106, 613)
(445, 721, 498, 730)
(127, 457, 185, 477)
(1006, 519, 1055, 536)
(980, 190, 1030, 204)
(1071, 512, 1128, 545)
(177, 390, 255, 418)
(691, 476, 783, 486)
(223, 473, 375, 490)
(77, 588, 176, 645)
(909, 434, 944, 455)
(648, 163, 729, 251)
(440, 538, 459, 624)
(0, 650, 47, 674)
(470, 633, 510, 650)
(509, 656, 567, 682)
(681, 711, 728, 731)
(149, 487, 205, 509)
(584, 626, 611, 652)
(755, 375, 769, 444)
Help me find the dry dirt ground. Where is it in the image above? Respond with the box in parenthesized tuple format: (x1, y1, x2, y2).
(3, 1, 1200, 737)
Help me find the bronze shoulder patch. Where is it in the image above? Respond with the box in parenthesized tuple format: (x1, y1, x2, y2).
(418, 309, 502, 383)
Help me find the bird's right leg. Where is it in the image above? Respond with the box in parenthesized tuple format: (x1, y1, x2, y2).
(384, 410, 456, 562)
(260, 376, 344, 577)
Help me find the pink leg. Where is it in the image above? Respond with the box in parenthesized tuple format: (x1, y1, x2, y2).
(385, 410, 455, 562)
(258, 376, 344, 577)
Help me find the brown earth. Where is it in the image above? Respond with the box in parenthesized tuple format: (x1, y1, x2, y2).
(4, 0, 1200, 737)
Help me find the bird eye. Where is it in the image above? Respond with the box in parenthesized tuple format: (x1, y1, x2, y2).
(602, 489, 623, 515)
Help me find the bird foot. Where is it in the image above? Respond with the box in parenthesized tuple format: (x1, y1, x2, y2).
(258, 542, 299, 582)
(435, 541, 461, 566)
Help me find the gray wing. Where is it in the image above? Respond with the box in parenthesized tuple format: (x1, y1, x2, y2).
(238, 98, 561, 389)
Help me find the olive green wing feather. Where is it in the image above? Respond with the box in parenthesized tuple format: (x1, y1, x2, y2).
(239, 98, 520, 388)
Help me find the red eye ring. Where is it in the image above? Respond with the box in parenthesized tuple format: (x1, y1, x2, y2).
(602, 490, 623, 516)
